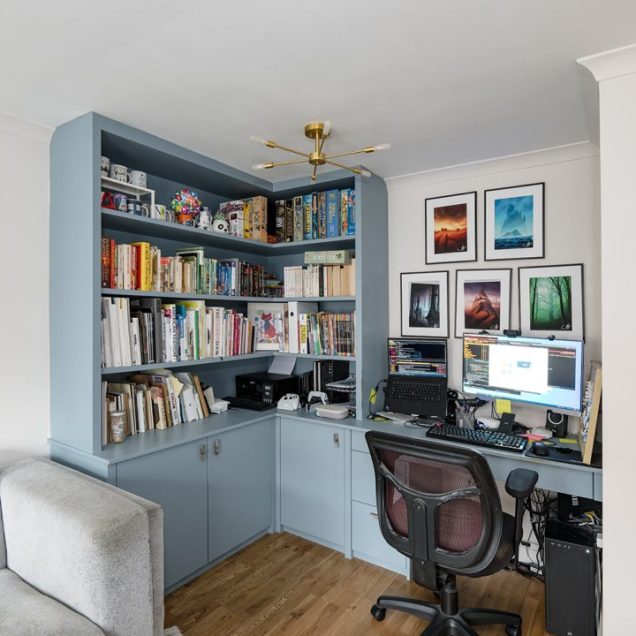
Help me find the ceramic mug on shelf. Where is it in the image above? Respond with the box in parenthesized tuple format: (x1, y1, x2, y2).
(113, 193, 128, 212)
(152, 204, 167, 220)
(110, 163, 131, 183)
(101, 156, 110, 177)
(130, 170, 147, 187)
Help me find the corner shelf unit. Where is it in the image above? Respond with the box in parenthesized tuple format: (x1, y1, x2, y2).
(50, 112, 388, 462)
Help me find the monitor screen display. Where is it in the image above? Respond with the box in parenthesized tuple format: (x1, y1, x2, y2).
(388, 338, 447, 378)
(462, 333, 584, 412)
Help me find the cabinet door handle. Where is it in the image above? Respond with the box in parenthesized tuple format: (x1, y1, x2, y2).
(213, 439, 221, 455)
(333, 432, 340, 448)
(199, 444, 207, 461)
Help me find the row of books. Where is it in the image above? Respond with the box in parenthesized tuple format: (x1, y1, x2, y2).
(101, 297, 255, 368)
(101, 370, 211, 444)
(101, 240, 268, 297)
(300, 311, 355, 357)
(283, 261, 356, 298)
(273, 189, 355, 242)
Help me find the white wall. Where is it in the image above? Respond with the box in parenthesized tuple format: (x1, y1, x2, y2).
(579, 43, 636, 635)
(386, 142, 601, 428)
(0, 113, 52, 467)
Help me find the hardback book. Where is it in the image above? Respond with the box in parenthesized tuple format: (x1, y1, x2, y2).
(317, 192, 327, 239)
(275, 200, 286, 243)
(326, 190, 340, 238)
(293, 196, 304, 242)
(303, 194, 313, 240)
(311, 193, 319, 239)
(131, 242, 152, 291)
(284, 199, 295, 242)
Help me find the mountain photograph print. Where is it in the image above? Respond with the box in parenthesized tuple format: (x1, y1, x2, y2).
(401, 271, 449, 337)
(485, 183, 544, 260)
(454, 269, 511, 338)
(519, 264, 584, 340)
(425, 191, 476, 263)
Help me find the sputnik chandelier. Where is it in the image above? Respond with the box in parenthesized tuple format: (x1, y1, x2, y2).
(250, 121, 390, 181)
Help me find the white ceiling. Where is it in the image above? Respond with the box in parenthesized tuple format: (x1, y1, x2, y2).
(1, 0, 635, 180)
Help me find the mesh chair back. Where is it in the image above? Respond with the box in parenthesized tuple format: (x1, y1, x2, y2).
(366, 431, 503, 574)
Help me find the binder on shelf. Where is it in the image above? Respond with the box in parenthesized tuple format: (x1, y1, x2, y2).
(288, 302, 318, 354)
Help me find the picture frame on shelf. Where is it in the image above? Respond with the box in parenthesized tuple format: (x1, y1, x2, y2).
(518, 263, 584, 340)
(484, 182, 544, 261)
(454, 268, 512, 338)
(425, 191, 477, 264)
(247, 302, 287, 351)
(400, 271, 449, 337)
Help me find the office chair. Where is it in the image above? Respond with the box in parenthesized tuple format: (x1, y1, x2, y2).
(366, 431, 538, 636)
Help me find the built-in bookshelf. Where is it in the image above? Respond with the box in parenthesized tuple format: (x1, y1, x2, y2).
(49, 112, 387, 462)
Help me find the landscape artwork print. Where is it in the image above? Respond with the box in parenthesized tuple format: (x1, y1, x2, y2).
(434, 203, 468, 254)
(494, 195, 534, 250)
(409, 283, 440, 329)
(464, 281, 501, 330)
(484, 184, 544, 260)
(529, 275, 572, 331)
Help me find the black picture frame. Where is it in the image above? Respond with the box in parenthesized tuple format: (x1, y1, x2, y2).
(400, 271, 449, 338)
(484, 182, 545, 261)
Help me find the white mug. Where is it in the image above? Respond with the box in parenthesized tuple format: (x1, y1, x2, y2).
(101, 156, 110, 177)
(110, 164, 131, 183)
(130, 170, 147, 187)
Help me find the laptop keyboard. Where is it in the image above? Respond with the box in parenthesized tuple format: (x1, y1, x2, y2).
(388, 380, 442, 403)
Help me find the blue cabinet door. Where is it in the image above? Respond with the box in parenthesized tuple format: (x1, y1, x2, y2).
(116, 440, 208, 589)
(209, 419, 273, 561)
(280, 418, 345, 548)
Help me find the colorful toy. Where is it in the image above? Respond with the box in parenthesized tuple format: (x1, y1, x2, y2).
(212, 211, 229, 233)
(170, 187, 201, 226)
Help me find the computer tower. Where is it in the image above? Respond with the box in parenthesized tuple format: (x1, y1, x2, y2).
(545, 520, 597, 636)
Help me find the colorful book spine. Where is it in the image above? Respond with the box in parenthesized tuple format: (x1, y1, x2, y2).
(131, 242, 152, 291)
(303, 194, 313, 240)
(293, 196, 304, 242)
(317, 192, 327, 239)
(275, 200, 286, 243)
(312, 193, 319, 239)
(340, 189, 349, 236)
(326, 190, 340, 238)
(347, 189, 356, 236)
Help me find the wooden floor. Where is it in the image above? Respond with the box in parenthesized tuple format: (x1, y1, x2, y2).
(165, 533, 548, 635)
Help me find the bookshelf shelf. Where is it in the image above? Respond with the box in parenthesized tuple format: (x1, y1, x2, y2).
(102, 208, 356, 256)
(100, 288, 356, 303)
(101, 351, 357, 375)
(51, 112, 386, 464)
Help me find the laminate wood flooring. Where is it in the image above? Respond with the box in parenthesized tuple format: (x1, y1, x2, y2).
(165, 533, 547, 635)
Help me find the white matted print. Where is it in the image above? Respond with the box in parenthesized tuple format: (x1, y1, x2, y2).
(484, 183, 544, 260)
(425, 191, 477, 264)
(518, 264, 584, 340)
(455, 269, 511, 338)
(400, 271, 449, 337)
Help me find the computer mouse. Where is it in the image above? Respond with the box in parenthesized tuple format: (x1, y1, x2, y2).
(531, 442, 550, 457)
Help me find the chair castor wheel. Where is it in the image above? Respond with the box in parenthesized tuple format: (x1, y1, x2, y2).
(505, 625, 521, 636)
(371, 604, 386, 621)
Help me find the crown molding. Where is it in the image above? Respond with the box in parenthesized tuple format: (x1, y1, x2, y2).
(578, 43, 636, 82)
(0, 111, 53, 143)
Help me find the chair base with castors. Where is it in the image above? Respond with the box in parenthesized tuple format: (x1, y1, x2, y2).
(371, 573, 522, 636)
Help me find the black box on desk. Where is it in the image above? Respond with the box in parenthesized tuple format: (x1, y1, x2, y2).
(235, 372, 299, 406)
(545, 519, 597, 636)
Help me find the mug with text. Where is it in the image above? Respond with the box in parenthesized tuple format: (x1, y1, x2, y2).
(110, 164, 131, 183)
(130, 170, 147, 187)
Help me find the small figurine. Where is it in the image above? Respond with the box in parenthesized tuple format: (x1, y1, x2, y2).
(211, 211, 229, 233)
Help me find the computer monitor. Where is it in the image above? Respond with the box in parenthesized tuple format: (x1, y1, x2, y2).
(388, 338, 447, 378)
(462, 333, 584, 413)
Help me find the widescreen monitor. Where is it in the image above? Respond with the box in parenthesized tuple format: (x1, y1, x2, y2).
(462, 333, 584, 413)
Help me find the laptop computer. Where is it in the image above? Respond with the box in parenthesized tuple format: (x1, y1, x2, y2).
(385, 338, 448, 418)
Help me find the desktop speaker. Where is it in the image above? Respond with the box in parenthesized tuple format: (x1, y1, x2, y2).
(546, 410, 568, 438)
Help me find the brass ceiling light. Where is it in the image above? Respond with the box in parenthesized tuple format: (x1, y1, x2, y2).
(251, 121, 390, 181)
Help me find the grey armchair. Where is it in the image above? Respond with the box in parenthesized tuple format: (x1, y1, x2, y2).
(0, 458, 164, 636)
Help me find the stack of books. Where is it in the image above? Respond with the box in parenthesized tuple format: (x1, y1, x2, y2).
(101, 370, 210, 444)
(100, 297, 254, 368)
(274, 189, 355, 243)
(101, 241, 269, 297)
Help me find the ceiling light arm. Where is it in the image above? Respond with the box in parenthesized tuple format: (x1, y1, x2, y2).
(311, 164, 318, 182)
(325, 144, 391, 160)
(253, 158, 310, 170)
(324, 158, 371, 177)
(270, 142, 310, 159)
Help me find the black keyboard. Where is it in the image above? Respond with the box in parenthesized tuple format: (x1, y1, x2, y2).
(224, 396, 274, 411)
(389, 380, 442, 402)
(427, 425, 527, 453)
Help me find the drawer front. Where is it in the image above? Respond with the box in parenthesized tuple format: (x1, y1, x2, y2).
(352, 500, 407, 573)
(352, 449, 377, 506)
(351, 429, 369, 453)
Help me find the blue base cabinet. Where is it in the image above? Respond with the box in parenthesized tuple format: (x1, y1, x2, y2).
(116, 440, 209, 589)
(209, 419, 273, 561)
(280, 417, 346, 549)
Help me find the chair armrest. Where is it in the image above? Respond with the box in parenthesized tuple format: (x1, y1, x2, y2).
(0, 459, 163, 636)
(505, 468, 538, 499)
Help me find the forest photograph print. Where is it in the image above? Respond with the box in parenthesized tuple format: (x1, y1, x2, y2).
(519, 264, 583, 340)
(485, 183, 544, 260)
(425, 192, 476, 263)
(455, 269, 511, 338)
(401, 271, 449, 337)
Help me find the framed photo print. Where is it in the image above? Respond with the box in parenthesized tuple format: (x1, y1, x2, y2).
(400, 271, 449, 337)
(247, 302, 286, 351)
(455, 268, 512, 338)
(518, 264, 584, 340)
(484, 182, 544, 260)
(425, 191, 477, 264)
